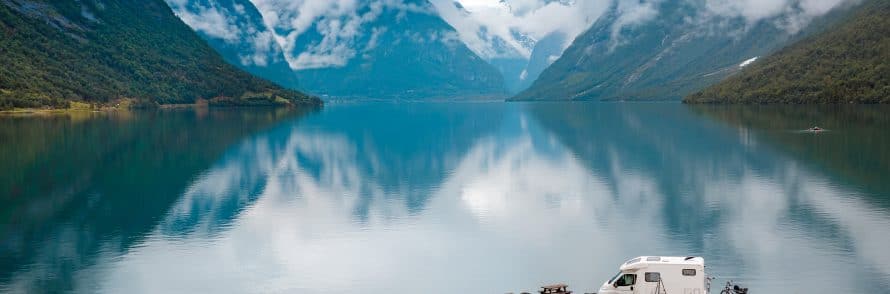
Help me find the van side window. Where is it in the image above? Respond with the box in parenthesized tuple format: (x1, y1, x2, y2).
(645, 272, 661, 282)
(615, 274, 636, 287)
(682, 269, 696, 276)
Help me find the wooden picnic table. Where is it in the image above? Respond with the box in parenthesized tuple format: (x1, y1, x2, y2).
(540, 283, 572, 294)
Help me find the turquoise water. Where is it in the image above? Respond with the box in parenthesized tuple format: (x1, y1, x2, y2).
(1, 103, 889, 293)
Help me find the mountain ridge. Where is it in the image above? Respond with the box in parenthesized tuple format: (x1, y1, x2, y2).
(164, 0, 301, 90)
(0, 0, 320, 110)
(289, 0, 506, 99)
(684, 0, 889, 104)
(510, 0, 857, 102)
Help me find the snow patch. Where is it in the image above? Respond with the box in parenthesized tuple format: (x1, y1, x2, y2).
(739, 57, 759, 68)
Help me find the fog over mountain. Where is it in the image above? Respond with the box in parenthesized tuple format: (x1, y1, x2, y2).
(430, 0, 607, 92)
(512, 0, 857, 101)
(270, 0, 506, 99)
(170, 0, 505, 99)
(165, 0, 300, 89)
(431, 1, 601, 58)
(165, 0, 856, 98)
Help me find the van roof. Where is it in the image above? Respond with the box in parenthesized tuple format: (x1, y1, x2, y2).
(619, 256, 704, 271)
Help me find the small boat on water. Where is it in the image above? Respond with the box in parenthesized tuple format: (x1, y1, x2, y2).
(807, 126, 824, 132)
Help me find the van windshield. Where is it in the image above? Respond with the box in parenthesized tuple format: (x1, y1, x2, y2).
(615, 274, 637, 287)
(608, 272, 621, 284)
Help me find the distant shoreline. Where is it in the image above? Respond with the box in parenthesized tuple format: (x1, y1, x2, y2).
(0, 98, 322, 116)
(0, 101, 193, 116)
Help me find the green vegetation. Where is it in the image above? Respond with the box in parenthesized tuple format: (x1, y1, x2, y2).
(685, 0, 889, 104)
(0, 0, 321, 110)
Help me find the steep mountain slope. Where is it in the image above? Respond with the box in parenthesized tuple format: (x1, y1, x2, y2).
(685, 0, 889, 104)
(288, 0, 505, 99)
(512, 1, 855, 101)
(164, 0, 300, 90)
(0, 0, 319, 109)
(518, 31, 568, 93)
(489, 56, 529, 94)
(479, 26, 540, 95)
(429, 0, 602, 95)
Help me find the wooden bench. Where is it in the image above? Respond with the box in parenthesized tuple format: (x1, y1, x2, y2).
(540, 284, 572, 294)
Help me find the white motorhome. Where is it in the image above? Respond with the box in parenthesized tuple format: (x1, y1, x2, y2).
(597, 256, 708, 294)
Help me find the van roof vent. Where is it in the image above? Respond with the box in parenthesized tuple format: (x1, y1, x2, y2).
(646, 257, 661, 261)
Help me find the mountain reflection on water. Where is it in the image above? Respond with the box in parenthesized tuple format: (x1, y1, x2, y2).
(1, 103, 889, 293)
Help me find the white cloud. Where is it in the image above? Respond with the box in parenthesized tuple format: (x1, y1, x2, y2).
(169, 0, 852, 71)
(608, 0, 660, 50)
(429, 0, 610, 59)
(165, 0, 283, 67)
(249, 0, 435, 70)
(702, 0, 851, 33)
(589, 0, 852, 52)
(167, 0, 240, 42)
(431, 0, 852, 61)
(365, 26, 387, 52)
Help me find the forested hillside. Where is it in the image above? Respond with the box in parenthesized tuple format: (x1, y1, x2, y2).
(685, 0, 889, 104)
(164, 0, 301, 90)
(0, 0, 320, 110)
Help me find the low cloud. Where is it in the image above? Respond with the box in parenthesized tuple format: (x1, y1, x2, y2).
(702, 0, 852, 33)
(432, 0, 852, 61)
(166, 0, 283, 67)
(168, 0, 853, 71)
(608, 0, 660, 50)
(250, 0, 434, 70)
(429, 0, 610, 59)
(167, 0, 240, 42)
(606, 0, 853, 36)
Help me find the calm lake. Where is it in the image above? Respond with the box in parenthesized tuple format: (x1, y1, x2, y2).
(2, 103, 889, 293)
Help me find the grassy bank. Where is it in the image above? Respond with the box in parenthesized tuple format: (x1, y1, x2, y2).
(1, 96, 319, 115)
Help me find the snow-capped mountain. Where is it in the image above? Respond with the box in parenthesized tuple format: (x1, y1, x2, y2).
(431, 0, 605, 93)
(169, 0, 506, 99)
(281, 0, 506, 99)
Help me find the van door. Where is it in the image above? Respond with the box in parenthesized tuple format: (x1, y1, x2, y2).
(612, 273, 637, 294)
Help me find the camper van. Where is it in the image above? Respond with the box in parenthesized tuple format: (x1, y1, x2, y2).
(597, 256, 708, 294)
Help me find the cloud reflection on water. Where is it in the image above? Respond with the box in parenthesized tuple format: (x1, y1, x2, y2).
(112, 104, 890, 293)
(6, 104, 889, 293)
